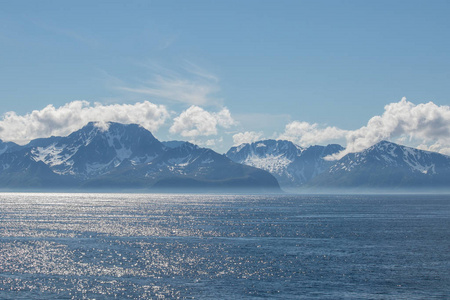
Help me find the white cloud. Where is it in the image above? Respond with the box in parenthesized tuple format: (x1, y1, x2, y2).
(170, 106, 236, 137)
(278, 98, 450, 160)
(325, 98, 450, 159)
(334, 98, 450, 158)
(0, 101, 169, 145)
(215, 107, 236, 128)
(232, 131, 263, 146)
(278, 121, 348, 147)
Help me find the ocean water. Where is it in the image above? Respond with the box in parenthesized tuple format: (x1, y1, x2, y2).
(0, 193, 449, 299)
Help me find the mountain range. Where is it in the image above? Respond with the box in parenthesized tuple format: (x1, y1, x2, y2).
(0, 122, 449, 191)
(227, 139, 450, 191)
(0, 122, 280, 191)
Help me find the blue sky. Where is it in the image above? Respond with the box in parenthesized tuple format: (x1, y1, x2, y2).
(1, 0, 450, 154)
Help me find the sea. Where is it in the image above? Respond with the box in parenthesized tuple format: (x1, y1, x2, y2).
(0, 193, 449, 299)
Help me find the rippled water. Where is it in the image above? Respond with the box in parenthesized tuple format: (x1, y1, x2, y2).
(0, 193, 449, 299)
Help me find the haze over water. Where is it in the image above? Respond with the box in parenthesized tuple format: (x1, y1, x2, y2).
(0, 193, 449, 299)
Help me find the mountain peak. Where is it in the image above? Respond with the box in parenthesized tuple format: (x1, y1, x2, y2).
(70, 122, 158, 145)
(24, 122, 165, 178)
(311, 139, 450, 188)
(81, 121, 144, 133)
(371, 140, 397, 149)
(227, 139, 303, 158)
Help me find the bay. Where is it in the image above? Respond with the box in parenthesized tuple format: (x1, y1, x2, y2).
(0, 193, 449, 299)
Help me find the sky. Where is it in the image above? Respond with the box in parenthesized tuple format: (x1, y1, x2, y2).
(1, 0, 450, 156)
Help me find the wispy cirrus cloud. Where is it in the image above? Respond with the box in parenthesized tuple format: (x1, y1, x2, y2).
(182, 60, 219, 82)
(31, 18, 100, 48)
(118, 61, 221, 106)
(0, 101, 169, 145)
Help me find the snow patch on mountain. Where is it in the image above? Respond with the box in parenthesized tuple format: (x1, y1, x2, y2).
(243, 154, 292, 176)
(31, 144, 70, 166)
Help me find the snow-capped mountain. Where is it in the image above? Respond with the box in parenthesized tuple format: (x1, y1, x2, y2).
(226, 140, 343, 187)
(309, 140, 450, 188)
(0, 122, 280, 191)
(27, 122, 165, 179)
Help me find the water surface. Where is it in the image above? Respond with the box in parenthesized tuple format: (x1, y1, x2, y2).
(0, 193, 449, 299)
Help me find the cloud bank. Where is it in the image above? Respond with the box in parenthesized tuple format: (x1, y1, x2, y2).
(0, 101, 169, 145)
(277, 98, 450, 159)
(336, 97, 450, 158)
(278, 122, 348, 147)
(1, 98, 449, 158)
(170, 106, 235, 137)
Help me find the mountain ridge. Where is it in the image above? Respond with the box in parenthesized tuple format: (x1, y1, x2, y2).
(308, 140, 450, 188)
(1, 123, 449, 191)
(227, 139, 450, 190)
(0, 122, 280, 192)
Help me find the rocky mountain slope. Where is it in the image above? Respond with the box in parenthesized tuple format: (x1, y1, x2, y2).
(226, 140, 343, 187)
